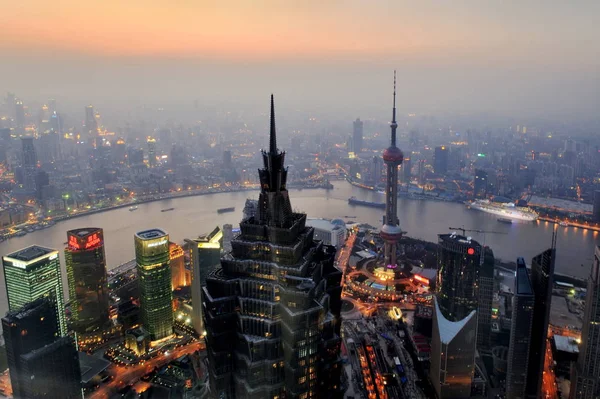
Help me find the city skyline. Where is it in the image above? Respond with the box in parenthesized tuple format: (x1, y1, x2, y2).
(1, 2, 599, 121)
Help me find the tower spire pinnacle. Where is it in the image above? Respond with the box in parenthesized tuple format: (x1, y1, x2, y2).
(270, 94, 277, 154)
(391, 70, 398, 146)
(393, 70, 396, 123)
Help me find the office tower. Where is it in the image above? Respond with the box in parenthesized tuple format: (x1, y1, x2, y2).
(147, 137, 157, 167)
(418, 158, 426, 184)
(21, 137, 37, 192)
(430, 297, 477, 399)
(19, 336, 82, 399)
(2, 298, 59, 399)
(506, 258, 535, 399)
(169, 241, 187, 289)
(570, 246, 600, 399)
(84, 105, 97, 135)
(2, 245, 67, 335)
(402, 156, 412, 183)
(381, 72, 404, 268)
(223, 150, 232, 169)
(113, 138, 126, 164)
(474, 169, 488, 198)
(65, 228, 109, 334)
(203, 95, 343, 399)
(15, 100, 25, 131)
(186, 226, 223, 335)
(352, 117, 363, 153)
(436, 233, 494, 351)
(368, 155, 382, 185)
(525, 234, 557, 399)
(593, 190, 600, 222)
(434, 145, 449, 174)
(135, 229, 173, 341)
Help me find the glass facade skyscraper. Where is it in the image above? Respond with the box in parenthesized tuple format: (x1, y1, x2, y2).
(2, 245, 67, 335)
(65, 228, 109, 334)
(526, 245, 556, 398)
(2, 298, 59, 399)
(506, 258, 535, 399)
(570, 246, 600, 399)
(135, 229, 173, 341)
(436, 233, 494, 350)
(203, 96, 344, 399)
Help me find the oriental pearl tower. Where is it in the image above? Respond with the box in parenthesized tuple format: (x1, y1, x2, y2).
(380, 71, 404, 268)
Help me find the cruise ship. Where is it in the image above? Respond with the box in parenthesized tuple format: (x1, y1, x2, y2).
(466, 199, 538, 221)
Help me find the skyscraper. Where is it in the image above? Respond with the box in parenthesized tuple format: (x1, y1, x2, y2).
(186, 227, 223, 336)
(65, 228, 109, 334)
(135, 229, 173, 341)
(434, 146, 449, 175)
(15, 100, 25, 132)
(2, 298, 59, 399)
(402, 156, 412, 183)
(381, 72, 404, 268)
(436, 233, 494, 351)
(19, 337, 82, 399)
(2, 245, 67, 335)
(203, 95, 343, 399)
(369, 155, 383, 185)
(21, 137, 37, 192)
(147, 137, 157, 167)
(352, 118, 363, 153)
(570, 246, 600, 399)
(506, 258, 535, 399)
(593, 190, 600, 222)
(84, 105, 97, 135)
(430, 297, 477, 399)
(170, 241, 188, 289)
(525, 235, 556, 399)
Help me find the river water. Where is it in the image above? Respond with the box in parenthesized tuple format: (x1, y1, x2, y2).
(0, 180, 598, 317)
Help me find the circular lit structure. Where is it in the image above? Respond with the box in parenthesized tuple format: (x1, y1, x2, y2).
(382, 146, 404, 164)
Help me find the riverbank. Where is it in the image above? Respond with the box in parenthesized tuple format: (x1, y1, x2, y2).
(1, 183, 333, 242)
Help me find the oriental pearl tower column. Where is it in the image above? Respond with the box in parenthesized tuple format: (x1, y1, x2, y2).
(380, 71, 404, 268)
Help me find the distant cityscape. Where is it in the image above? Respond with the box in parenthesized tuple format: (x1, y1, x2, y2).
(0, 82, 599, 399)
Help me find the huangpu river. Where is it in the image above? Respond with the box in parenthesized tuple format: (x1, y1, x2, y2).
(0, 180, 598, 317)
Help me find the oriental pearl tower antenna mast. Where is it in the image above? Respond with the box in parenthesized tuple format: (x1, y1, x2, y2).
(380, 71, 404, 268)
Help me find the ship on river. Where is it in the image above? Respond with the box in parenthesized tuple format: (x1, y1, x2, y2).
(348, 197, 386, 209)
(466, 197, 538, 222)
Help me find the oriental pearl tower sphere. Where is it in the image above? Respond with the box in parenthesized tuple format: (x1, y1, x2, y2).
(380, 71, 404, 268)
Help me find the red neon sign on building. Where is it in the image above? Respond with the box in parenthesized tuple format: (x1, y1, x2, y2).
(467, 247, 475, 255)
(84, 233, 102, 249)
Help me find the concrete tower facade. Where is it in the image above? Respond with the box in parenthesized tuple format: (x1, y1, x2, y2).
(380, 71, 404, 268)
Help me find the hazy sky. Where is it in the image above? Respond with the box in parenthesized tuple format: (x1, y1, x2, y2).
(1, 1, 599, 122)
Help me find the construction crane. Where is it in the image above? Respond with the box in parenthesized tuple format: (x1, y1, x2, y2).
(448, 226, 507, 236)
(448, 226, 508, 265)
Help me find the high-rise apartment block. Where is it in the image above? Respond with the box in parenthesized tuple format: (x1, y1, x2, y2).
(434, 146, 449, 175)
(570, 246, 600, 398)
(203, 96, 343, 399)
(2, 245, 67, 335)
(65, 228, 109, 334)
(135, 229, 173, 341)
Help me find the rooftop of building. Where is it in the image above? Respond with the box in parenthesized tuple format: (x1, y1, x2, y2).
(553, 335, 579, 354)
(2, 297, 52, 322)
(515, 263, 534, 296)
(3, 245, 57, 263)
(434, 297, 476, 344)
(439, 233, 482, 249)
(306, 218, 345, 232)
(68, 227, 102, 238)
(79, 352, 111, 384)
(135, 229, 167, 240)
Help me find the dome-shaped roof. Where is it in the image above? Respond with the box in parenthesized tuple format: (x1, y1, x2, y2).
(383, 146, 404, 163)
(331, 219, 346, 227)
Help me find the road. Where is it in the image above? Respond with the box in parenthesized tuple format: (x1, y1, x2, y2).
(88, 341, 204, 399)
(542, 336, 558, 399)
